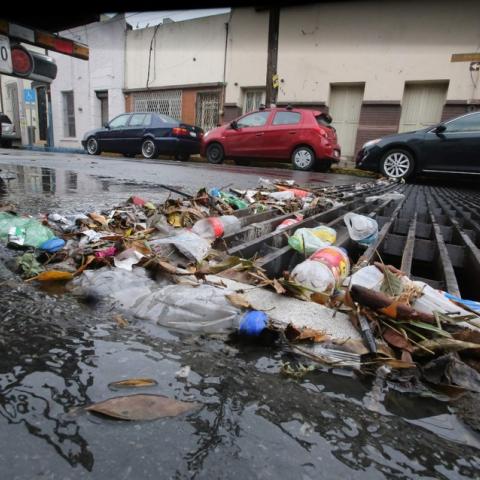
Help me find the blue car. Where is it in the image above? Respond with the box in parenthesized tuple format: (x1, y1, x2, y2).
(82, 112, 203, 160)
(355, 112, 480, 179)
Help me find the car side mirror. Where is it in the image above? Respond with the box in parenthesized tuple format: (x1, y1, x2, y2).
(104, 122, 110, 129)
(230, 120, 238, 130)
(433, 124, 446, 134)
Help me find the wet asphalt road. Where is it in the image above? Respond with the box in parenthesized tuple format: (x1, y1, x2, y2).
(1, 149, 480, 479)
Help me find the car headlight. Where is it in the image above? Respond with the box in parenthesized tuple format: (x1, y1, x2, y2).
(203, 130, 210, 138)
(363, 138, 381, 148)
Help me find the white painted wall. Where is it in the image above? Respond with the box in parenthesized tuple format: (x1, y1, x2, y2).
(224, 8, 269, 105)
(49, 15, 126, 149)
(277, 0, 480, 104)
(125, 13, 229, 90)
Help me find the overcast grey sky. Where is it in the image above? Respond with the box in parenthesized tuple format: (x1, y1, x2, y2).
(124, 9, 231, 29)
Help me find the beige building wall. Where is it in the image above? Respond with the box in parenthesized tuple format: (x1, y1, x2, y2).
(125, 14, 229, 90)
(224, 8, 269, 107)
(277, 0, 480, 104)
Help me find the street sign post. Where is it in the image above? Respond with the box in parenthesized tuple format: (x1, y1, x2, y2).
(24, 88, 36, 145)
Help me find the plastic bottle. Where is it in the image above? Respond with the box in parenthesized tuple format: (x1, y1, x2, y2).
(192, 215, 241, 241)
(291, 246, 350, 294)
(238, 311, 268, 336)
(343, 212, 378, 246)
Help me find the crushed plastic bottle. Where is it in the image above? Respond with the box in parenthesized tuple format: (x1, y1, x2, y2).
(275, 214, 304, 232)
(343, 212, 378, 246)
(291, 246, 350, 294)
(239, 311, 268, 336)
(192, 215, 241, 241)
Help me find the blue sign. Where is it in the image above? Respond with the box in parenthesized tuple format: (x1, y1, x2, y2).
(24, 89, 36, 103)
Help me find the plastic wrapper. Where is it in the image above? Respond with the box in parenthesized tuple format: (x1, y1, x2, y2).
(288, 225, 336, 256)
(0, 212, 55, 248)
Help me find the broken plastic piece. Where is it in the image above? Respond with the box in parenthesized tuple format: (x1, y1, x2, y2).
(39, 237, 65, 253)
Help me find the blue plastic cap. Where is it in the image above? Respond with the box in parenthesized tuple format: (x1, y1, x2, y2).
(209, 188, 221, 198)
(39, 237, 66, 253)
(239, 310, 268, 336)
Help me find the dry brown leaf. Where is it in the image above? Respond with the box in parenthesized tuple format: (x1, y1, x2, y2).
(74, 255, 95, 276)
(225, 293, 252, 309)
(114, 314, 129, 328)
(382, 327, 413, 353)
(311, 291, 331, 305)
(284, 324, 329, 343)
(108, 378, 158, 389)
(156, 260, 179, 274)
(86, 394, 201, 421)
(273, 279, 286, 295)
(30, 270, 74, 282)
(89, 212, 109, 226)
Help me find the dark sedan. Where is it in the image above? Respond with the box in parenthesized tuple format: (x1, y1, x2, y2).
(356, 112, 480, 179)
(82, 112, 203, 160)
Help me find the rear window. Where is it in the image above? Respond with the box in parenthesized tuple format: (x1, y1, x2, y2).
(316, 114, 332, 127)
(156, 114, 178, 124)
(0, 114, 11, 124)
(272, 111, 301, 125)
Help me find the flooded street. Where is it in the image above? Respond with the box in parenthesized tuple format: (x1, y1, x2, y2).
(1, 153, 480, 479)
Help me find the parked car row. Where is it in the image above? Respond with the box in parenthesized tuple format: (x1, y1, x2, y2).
(0, 113, 17, 148)
(81, 108, 480, 179)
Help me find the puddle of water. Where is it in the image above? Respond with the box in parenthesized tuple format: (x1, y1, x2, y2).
(0, 163, 479, 479)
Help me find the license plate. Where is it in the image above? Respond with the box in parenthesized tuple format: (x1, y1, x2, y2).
(189, 132, 197, 137)
(0, 35, 13, 75)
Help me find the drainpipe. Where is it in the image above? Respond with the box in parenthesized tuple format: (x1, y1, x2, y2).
(221, 13, 231, 124)
(0, 75, 4, 112)
(265, 6, 280, 107)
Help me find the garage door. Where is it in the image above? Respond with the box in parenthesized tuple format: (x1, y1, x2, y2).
(329, 84, 364, 158)
(399, 83, 448, 133)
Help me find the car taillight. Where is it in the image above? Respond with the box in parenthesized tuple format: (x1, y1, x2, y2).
(318, 129, 328, 139)
(172, 127, 189, 137)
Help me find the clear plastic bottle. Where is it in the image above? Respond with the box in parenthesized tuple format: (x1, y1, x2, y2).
(192, 215, 241, 241)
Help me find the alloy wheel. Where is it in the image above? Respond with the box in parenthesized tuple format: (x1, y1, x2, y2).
(87, 138, 98, 154)
(142, 140, 155, 158)
(383, 152, 411, 178)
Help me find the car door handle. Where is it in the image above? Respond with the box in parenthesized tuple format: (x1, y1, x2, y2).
(256, 132, 264, 136)
(288, 131, 297, 135)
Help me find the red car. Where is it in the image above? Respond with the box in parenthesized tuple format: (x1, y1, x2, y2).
(201, 106, 341, 171)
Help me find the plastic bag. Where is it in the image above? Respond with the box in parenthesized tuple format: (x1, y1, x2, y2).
(288, 225, 336, 256)
(365, 192, 405, 203)
(0, 212, 55, 247)
(344, 212, 378, 246)
(149, 230, 211, 262)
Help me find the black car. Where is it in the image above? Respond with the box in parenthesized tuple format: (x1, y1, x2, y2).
(355, 112, 480, 179)
(82, 112, 203, 160)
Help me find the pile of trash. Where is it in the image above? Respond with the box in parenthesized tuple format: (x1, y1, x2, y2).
(1, 177, 480, 397)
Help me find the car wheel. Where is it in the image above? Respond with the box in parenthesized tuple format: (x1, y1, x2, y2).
(292, 146, 315, 171)
(141, 138, 157, 159)
(206, 143, 224, 164)
(175, 152, 190, 161)
(380, 149, 415, 179)
(315, 160, 332, 173)
(86, 137, 101, 155)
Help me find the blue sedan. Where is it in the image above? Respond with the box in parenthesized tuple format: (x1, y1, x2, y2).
(82, 112, 203, 160)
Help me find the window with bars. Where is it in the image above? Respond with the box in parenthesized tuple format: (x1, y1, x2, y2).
(243, 89, 266, 114)
(132, 90, 182, 120)
(196, 92, 220, 131)
(62, 91, 76, 137)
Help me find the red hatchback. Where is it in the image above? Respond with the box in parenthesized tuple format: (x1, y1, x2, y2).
(201, 107, 341, 171)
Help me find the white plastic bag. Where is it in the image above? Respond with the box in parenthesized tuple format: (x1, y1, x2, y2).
(344, 212, 378, 246)
(149, 230, 211, 262)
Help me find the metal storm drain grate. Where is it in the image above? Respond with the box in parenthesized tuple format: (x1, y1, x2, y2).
(222, 181, 480, 301)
